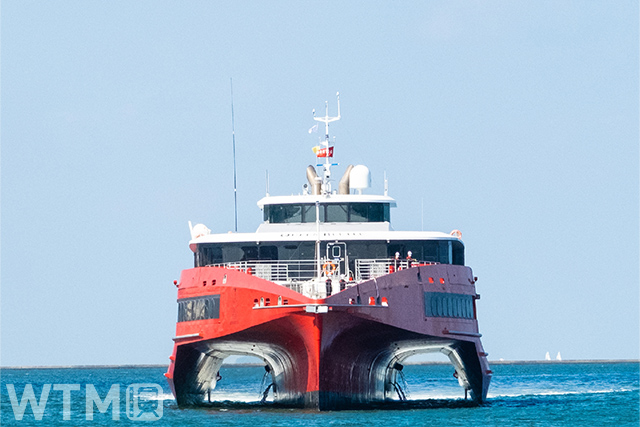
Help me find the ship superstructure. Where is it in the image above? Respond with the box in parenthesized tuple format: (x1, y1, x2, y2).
(165, 94, 491, 409)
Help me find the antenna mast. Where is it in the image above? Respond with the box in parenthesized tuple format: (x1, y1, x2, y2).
(312, 92, 340, 194)
(231, 78, 238, 232)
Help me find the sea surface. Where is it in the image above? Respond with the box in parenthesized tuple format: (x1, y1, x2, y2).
(1, 362, 638, 426)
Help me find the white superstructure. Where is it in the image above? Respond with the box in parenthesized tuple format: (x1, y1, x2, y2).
(187, 93, 464, 298)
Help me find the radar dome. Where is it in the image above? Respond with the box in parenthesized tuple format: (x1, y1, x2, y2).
(350, 165, 371, 192)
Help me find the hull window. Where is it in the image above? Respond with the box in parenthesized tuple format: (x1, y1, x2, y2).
(424, 292, 474, 319)
(177, 295, 220, 322)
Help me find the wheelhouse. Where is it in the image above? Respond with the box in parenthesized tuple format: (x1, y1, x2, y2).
(263, 202, 391, 224)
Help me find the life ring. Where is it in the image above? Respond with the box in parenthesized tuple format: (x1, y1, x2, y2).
(450, 229, 462, 239)
(322, 262, 337, 276)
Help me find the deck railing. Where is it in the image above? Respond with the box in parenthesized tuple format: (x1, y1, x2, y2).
(206, 258, 439, 288)
(354, 259, 438, 281)
(207, 260, 318, 284)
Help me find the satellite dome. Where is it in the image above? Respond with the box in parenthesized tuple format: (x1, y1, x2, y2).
(349, 165, 371, 192)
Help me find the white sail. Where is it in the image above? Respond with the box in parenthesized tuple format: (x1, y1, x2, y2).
(545, 351, 551, 360)
(556, 352, 562, 361)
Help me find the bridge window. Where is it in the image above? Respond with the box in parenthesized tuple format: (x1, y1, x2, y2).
(326, 204, 348, 222)
(349, 203, 386, 222)
(268, 204, 302, 223)
(302, 204, 323, 222)
(264, 203, 390, 224)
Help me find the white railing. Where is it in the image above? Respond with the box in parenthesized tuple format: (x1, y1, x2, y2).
(206, 259, 326, 297)
(206, 258, 439, 290)
(355, 259, 439, 281)
(208, 260, 318, 283)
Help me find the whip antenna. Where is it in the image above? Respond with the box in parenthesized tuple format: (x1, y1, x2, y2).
(231, 78, 238, 232)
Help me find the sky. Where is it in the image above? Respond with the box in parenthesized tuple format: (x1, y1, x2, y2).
(1, 1, 638, 367)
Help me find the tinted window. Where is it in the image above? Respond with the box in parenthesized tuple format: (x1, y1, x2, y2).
(349, 204, 368, 222)
(424, 292, 474, 319)
(385, 240, 462, 265)
(196, 241, 315, 266)
(302, 204, 324, 222)
(178, 295, 220, 322)
(452, 240, 465, 265)
(346, 241, 387, 259)
(265, 204, 302, 223)
(369, 203, 385, 222)
(264, 203, 390, 223)
(325, 204, 348, 222)
(196, 239, 463, 266)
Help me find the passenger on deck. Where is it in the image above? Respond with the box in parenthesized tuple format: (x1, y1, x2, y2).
(406, 251, 415, 268)
(339, 276, 346, 291)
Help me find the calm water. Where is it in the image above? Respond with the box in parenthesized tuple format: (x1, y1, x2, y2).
(1, 362, 638, 426)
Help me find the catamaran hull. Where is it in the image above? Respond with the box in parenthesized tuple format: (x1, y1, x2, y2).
(166, 265, 491, 410)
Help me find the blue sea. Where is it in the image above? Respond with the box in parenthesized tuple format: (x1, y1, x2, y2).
(1, 362, 638, 426)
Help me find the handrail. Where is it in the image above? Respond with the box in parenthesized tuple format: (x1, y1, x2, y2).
(355, 258, 438, 281)
(206, 259, 320, 284)
(205, 258, 439, 285)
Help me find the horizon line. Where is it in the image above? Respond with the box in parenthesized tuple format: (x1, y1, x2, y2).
(2, 359, 638, 370)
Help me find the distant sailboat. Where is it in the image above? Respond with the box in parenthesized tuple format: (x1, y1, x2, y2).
(556, 352, 562, 361)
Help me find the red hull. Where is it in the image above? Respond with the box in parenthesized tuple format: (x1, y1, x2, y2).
(166, 265, 491, 409)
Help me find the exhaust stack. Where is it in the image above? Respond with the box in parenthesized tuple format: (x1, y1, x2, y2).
(339, 165, 354, 195)
(306, 165, 321, 195)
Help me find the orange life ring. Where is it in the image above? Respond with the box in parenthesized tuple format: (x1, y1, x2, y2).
(322, 262, 337, 276)
(450, 229, 462, 239)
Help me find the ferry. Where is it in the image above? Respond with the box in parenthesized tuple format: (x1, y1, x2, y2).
(165, 94, 491, 409)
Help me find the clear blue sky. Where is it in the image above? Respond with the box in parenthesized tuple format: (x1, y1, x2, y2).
(2, 1, 638, 366)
